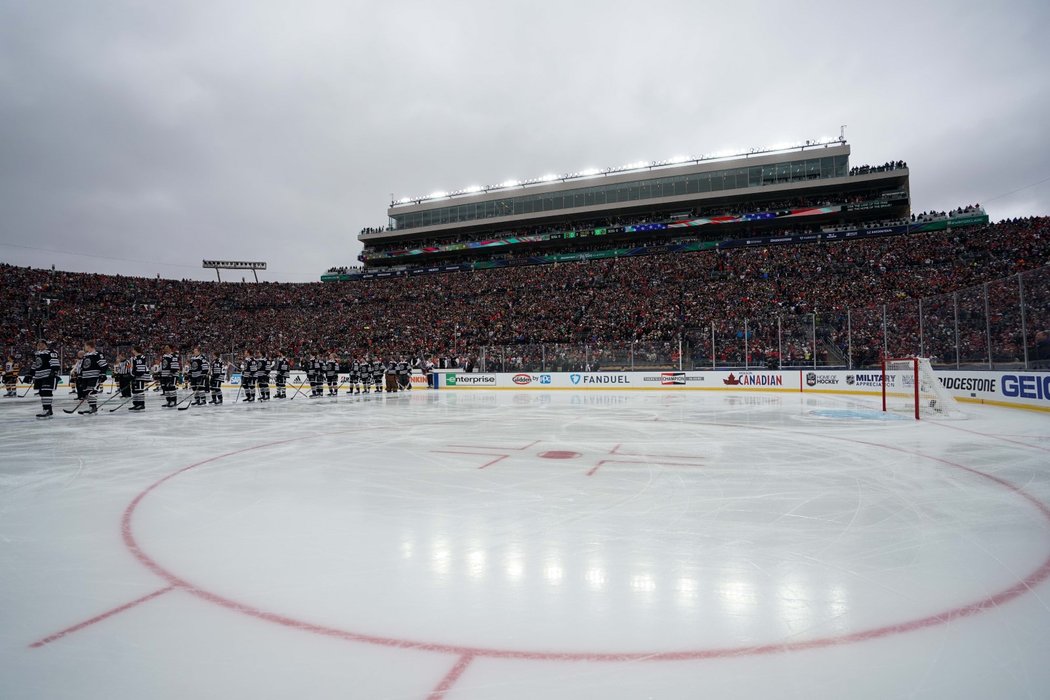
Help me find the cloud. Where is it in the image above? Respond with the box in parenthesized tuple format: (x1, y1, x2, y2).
(1, 0, 1048, 281)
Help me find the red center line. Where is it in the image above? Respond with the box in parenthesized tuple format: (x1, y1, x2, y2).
(29, 585, 177, 649)
(428, 653, 475, 699)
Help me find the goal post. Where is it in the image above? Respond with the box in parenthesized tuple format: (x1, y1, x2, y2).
(882, 357, 963, 420)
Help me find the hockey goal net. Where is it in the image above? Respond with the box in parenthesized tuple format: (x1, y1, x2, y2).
(882, 357, 963, 419)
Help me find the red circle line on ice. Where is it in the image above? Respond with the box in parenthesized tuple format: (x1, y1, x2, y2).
(121, 424, 1050, 663)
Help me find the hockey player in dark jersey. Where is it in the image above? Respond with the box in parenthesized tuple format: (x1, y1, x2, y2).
(3, 355, 18, 397)
(210, 352, 226, 405)
(272, 352, 290, 399)
(324, 352, 340, 396)
(369, 358, 384, 393)
(347, 357, 361, 395)
(159, 345, 181, 407)
(23, 340, 61, 418)
(310, 353, 325, 397)
(358, 358, 372, 394)
(129, 346, 149, 411)
(304, 353, 317, 397)
(241, 350, 257, 402)
(188, 347, 209, 406)
(396, 357, 411, 391)
(75, 341, 108, 414)
(257, 351, 271, 401)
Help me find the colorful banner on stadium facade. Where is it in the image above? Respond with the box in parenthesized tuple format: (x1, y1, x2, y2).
(363, 205, 845, 261)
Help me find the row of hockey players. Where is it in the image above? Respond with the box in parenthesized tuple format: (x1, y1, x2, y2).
(236, 351, 415, 401)
(18, 342, 220, 417)
(16, 342, 420, 418)
(296, 352, 415, 399)
(19, 340, 107, 418)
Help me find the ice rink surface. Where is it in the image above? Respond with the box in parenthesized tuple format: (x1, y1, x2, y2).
(2, 387, 1050, 699)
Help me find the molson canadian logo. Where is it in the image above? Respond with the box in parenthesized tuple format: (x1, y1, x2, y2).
(722, 373, 783, 386)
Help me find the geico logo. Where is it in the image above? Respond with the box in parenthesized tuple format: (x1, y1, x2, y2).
(1002, 374, 1050, 400)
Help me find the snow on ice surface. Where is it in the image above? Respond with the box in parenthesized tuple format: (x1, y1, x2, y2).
(1, 388, 1049, 699)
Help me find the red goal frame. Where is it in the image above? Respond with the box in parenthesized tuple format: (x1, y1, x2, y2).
(882, 357, 920, 420)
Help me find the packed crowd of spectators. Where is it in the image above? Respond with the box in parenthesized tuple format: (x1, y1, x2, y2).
(849, 161, 907, 175)
(911, 204, 984, 223)
(325, 265, 365, 275)
(2, 217, 1047, 371)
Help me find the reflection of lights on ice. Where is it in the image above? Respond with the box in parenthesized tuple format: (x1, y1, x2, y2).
(544, 564, 564, 585)
(431, 538, 451, 575)
(630, 573, 656, 593)
(719, 579, 756, 616)
(828, 584, 850, 621)
(467, 550, 486, 578)
(504, 550, 524, 581)
(675, 577, 699, 609)
(585, 568, 606, 590)
(400, 540, 413, 559)
(778, 578, 813, 631)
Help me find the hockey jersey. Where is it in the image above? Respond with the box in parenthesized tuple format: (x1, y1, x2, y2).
(160, 353, 181, 377)
(26, 349, 60, 382)
(78, 351, 108, 383)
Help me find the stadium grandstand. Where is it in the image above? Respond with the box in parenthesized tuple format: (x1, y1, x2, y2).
(4, 214, 1048, 373)
(325, 138, 960, 281)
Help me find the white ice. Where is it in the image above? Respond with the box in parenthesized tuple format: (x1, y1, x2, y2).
(1, 388, 1049, 699)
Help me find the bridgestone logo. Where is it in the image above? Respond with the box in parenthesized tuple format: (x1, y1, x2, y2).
(940, 377, 995, 393)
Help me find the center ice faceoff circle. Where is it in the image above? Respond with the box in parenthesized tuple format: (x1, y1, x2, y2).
(124, 396, 1050, 660)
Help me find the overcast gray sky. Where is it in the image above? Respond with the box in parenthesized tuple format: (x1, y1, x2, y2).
(1, 0, 1048, 282)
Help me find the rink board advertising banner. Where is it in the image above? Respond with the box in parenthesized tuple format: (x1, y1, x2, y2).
(435, 370, 1050, 412)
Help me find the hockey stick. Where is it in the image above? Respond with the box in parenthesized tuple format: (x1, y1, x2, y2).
(110, 381, 157, 412)
(174, 390, 196, 410)
(95, 385, 131, 410)
(62, 396, 89, 414)
(177, 378, 208, 411)
(63, 379, 107, 413)
(288, 377, 308, 400)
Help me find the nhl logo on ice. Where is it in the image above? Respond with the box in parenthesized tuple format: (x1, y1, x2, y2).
(570, 374, 582, 385)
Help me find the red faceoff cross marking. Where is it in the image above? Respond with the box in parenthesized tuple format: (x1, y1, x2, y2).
(430, 441, 704, 476)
